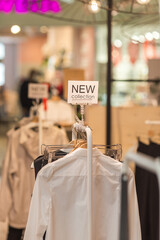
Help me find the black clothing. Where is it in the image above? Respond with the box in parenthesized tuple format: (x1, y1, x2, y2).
(119, 173, 129, 240)
(7, 226, 24, 240)
(135, 140, 160, 240)
(34, 150, 68, 179)
(34, 155, 48, 179)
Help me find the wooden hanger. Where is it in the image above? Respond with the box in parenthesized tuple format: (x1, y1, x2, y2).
(70, 139, 87, 152)
(32, 115, 39, 123)
(150, 135, 160, 144)
(80, 142, 87, 149)
(51, 95, 61, 102)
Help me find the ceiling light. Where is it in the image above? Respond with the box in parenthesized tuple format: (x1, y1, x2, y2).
(136, 0, 151, 4)
(131, 35, 139, 44)
(145, 32, 153, 41)
(40, 26, 48, 34)
(11, 25, 21, 34)
(112, 10, 118, 16)
(152, 31, 160, 40)
(88, 0, 100, 13)
(114, 39, 122, 48)
(139, 35, 145, 43)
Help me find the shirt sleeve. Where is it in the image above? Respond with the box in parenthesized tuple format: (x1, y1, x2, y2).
(24, 170, 51, 240)
(128, 169, 142, 240)
(0, 138, 13, 222)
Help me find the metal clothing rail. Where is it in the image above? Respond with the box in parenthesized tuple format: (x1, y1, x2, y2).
(145, 120, 160, 125)
(123, 150, 160, 240)
(72, 122, 93, 240)
(112, 79, 160, 82)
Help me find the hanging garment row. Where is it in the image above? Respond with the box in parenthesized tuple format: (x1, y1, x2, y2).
(0, 117, 69, 240)
(33, 142, 122, 179)
(24, 138, 141, 240)
(135, 139, 160, 240)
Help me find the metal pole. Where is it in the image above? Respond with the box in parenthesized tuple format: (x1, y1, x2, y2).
(106, 0, 112, 145)
(85, 127, 93, 240)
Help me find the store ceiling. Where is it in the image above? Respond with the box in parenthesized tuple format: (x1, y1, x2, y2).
(0, 0, 159, 38)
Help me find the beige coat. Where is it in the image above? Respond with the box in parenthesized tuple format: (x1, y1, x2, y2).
(0, 123, 68, 228)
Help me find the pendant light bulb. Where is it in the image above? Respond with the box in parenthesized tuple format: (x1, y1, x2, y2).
(88, 0, 100, 13)
(136, 0, 151, 4)
(11, 25, 21, 34)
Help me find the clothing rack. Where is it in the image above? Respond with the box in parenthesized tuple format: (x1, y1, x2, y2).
(112, 79, 160, 83)
(72, 122, 93, 240)
(123, 150, 160, 240)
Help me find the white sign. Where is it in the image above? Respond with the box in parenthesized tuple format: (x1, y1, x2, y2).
(28, 83, 48, 99)
(68, 80, 99, 105)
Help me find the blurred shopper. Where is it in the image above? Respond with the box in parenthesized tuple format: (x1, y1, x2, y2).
(19, 69, 42, 117)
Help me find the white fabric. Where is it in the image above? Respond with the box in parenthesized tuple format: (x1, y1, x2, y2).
(38, 99, 75, 125)
(20, 123, 69, 160)
(24, 148, 141, 240)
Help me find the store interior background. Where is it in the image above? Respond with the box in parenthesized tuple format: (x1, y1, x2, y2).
(0, 0, 160, 173)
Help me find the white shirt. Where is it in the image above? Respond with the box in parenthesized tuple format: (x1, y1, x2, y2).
(24, 148, 141, 240)
(38, 99, 75, 125)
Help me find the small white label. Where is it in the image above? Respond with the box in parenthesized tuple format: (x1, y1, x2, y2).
(28, 83, 48, 99)
(68, 81, 99, 105)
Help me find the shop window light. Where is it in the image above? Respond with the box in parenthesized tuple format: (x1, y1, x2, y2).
(152, 31, 160, 40)
(131, 35, 139, 44)
(145, 32, 153, 41)
(138, 35, 145, 43)
(114, 39, 122, 48)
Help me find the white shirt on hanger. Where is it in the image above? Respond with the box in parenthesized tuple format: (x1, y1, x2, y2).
(38, 99, 75, 125)
(24, 148, 141, 240)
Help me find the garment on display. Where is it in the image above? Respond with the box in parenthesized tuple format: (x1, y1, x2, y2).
(135, 139, 160, 240)
(0, 116, 69, 240)
(123, 132, 160, 240)
(23, 120, 141, 240)
(24, 146, 141, 240)
(38, 98, 76, 126)
(34, 148, 69, 178)
(20, 122, 68, 160)
(7, 226, 24, 240)
(36, 142, 122, 178)
(119, 173, 129, 240)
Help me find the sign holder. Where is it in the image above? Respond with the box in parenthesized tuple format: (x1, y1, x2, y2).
(28, 83, 48, 155)
(68, 80, 99, 240)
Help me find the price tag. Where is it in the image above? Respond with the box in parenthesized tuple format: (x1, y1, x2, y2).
(68, 80, 99, 105)
(28, 83, 48, 99)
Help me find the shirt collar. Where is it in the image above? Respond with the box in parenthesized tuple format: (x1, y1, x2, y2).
(69, 147, 103, 158)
